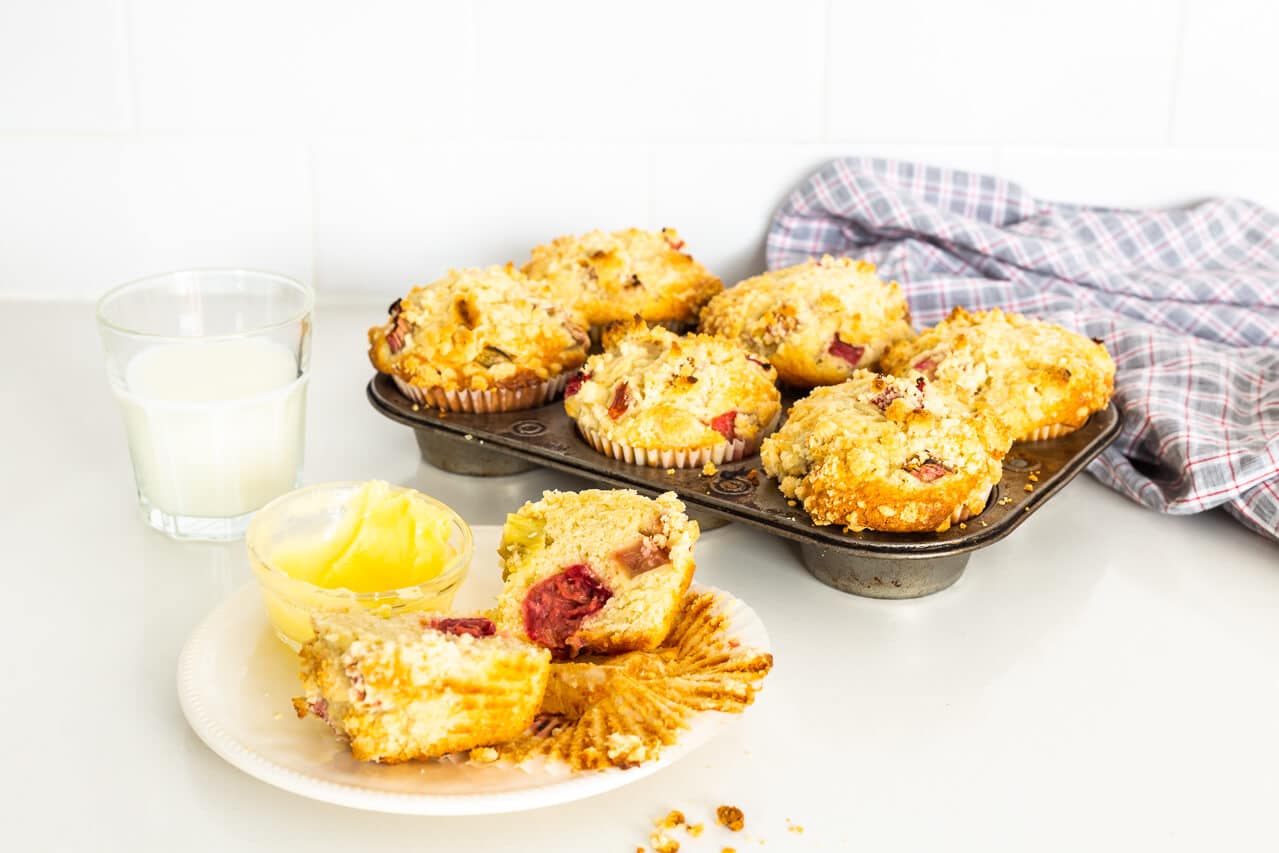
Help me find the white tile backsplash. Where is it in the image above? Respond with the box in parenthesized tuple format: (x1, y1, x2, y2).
(1173, 0, 1279, 145)
(0, 138, 311, 298)
(1, 0, 1275, 299)
(997, 147, 1279, 213)
(0, 0, 132, 132)
(827, 0, 1181, 144)
(653, 144, 999, 286)
(471, 0, 827, 142)
(312, 140, 651, 295)
(130, 0, 473, 133)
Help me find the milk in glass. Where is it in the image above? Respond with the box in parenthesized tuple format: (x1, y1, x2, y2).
(112, 339, 307, 519)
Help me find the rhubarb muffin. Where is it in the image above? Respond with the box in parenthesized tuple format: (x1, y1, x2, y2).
(699, 255, 915, 387)
(522, 228, 722, 333)
(880, 307, 1116, 442)
(293, 611, 551, 763)
(368, 264, 589, 412)
(564, 320, 782, 468)
(494, 489, 698, 658)
(760, 371, 1010, 533)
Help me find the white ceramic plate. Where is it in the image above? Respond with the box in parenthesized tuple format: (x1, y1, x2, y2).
(177, 525, 770, 815)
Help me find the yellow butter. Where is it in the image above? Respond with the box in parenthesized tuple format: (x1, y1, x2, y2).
(272, 480, 455, 592)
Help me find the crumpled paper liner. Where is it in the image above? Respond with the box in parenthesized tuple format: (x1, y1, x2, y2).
(469, 589, 773, 772)
(393, 373, 568, 413)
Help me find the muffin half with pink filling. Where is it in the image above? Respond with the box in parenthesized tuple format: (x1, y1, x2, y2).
(494, 489, 698, 658)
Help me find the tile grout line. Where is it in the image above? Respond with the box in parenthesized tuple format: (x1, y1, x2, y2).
(819, 0, 833, 143)
(1165, 0, 1191, 145)
(121, 0, 142, 132)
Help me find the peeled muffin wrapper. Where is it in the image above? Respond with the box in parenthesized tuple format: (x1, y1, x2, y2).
(393, 373, 569, 413)
(469, 589, 773, 772)
(575, 411, 781, 470)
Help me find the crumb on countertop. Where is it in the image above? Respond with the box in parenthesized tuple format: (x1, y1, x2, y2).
(1024, 483, 1034, 492)
(686, 823, 704, 837)
(650, 811, 684, 853)
(702, 461, 718, 477)
(666, 468, 676, 475)
(717, 805, 745, 832)
(1028, 472, 1039, 482)
(746, 468, 759, 484)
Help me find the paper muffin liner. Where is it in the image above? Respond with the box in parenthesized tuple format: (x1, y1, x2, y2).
(950, 483, 998, 526)
(393, 372, 569, 414)
(575, 411, 780, 469)
(468, 586, 773, 772)
(1021, 423, 1080, 443)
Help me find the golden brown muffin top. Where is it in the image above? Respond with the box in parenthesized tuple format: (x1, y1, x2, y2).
(565, 321, 782, 451)
(523, 228, 722, 328)
(699, 255, 915, 387)
(760, 370, 1009, 532)
(880, 306, 1115, 441)
(368, 264, 588, 393)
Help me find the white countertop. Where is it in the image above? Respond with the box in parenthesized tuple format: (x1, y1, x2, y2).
(7, 301, 1278, 852)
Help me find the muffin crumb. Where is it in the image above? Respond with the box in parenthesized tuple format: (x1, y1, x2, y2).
(702, 461, 718, 477)
(660, 810, 685, 829)
(717, 805, 745, 832)
(650, 827, 680, 853)
(1024, 483, 1034, 492)
(686, 822, 704, 837)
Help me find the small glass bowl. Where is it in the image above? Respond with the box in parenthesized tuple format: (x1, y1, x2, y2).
(246, 481, 473, 651)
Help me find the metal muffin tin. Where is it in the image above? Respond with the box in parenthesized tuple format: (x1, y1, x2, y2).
(368, 373, 1122, 599)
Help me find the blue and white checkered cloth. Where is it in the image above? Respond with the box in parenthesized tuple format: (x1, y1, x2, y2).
(767, 158, 1279, 542)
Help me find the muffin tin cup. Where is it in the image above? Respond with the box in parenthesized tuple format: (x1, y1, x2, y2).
(368, 373, 1122, 599)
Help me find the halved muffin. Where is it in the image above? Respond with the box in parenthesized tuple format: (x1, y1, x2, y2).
(494, 489, 698, 658)
(522, 228, 722, 332)
(368, 263, 589, 412)
(294, 611, 551, 763)
(879, 307, 1116, 442)
(564, 320, 782, 469)
(760, 371, 1010, 533)
(699, 255, 915, 387)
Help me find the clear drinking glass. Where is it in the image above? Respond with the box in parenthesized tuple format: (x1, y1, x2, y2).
(96, 270, 314, 541)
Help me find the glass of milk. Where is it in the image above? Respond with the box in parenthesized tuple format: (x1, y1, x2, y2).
(96, 270, 313, 541)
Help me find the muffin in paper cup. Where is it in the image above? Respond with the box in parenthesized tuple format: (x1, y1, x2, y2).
(523, 227, 722, 333)
(393, 372, 569, 414)
(563, 322, 784, 470)
(368, 264, 589, 414)
(576, 410, 780, 470)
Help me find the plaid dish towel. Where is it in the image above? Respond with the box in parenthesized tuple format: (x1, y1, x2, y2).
(767, 158, 1279, 542)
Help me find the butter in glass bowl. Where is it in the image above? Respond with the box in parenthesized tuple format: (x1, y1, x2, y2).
(247, 480, 472, 650)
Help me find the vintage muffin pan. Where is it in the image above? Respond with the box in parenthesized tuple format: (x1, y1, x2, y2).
(368, 374, 1122, 599)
